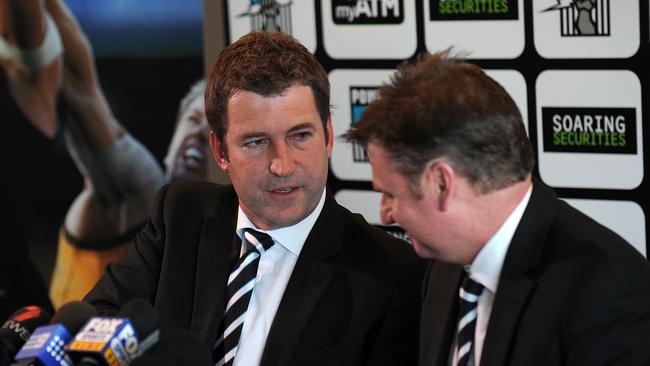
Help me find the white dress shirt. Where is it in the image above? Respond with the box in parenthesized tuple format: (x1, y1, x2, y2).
(451, 186, 532, 366)
(232, 189, 326, 366)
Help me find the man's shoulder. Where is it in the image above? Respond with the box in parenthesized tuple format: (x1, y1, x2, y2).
(544, 198, 643, 262)
(523, 179, 643, 268)
(165, 181, 234, 197)
(157, 181, 237, 215)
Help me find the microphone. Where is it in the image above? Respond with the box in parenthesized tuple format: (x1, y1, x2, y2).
(130, 329, 211, 366)
(0, 306, 51, 366)
(13, 301, 97, 366)
(66, 298, 159, 366)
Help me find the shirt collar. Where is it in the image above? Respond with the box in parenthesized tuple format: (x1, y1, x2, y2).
(236, 188, 327, 256)
(466, 186, 533, 292)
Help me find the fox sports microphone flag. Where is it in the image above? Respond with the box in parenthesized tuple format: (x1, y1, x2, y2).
(66, 298, 159, 366)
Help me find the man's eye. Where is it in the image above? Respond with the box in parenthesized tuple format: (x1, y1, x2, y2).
(244, 139, 267, 149)
(292, 131, 312, 142)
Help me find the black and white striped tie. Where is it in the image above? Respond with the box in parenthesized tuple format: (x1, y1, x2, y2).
(456, 274, 483, 366)
(212, 228, 275, 366)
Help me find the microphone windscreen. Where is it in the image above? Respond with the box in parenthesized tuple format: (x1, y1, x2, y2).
(66, 299, 157, 364)
(13, 302, 96, 365)
(51, 301, 98, 333)
(0, 306, 51, 364)
(130, 329, 212, 366)
(118, 298, 158, 339)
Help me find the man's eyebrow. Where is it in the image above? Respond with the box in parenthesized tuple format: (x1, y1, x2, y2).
(238, 131, 267, 141)
(288, 122, 316, 133)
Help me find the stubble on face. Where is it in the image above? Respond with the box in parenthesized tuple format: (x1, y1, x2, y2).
(217, 85, 332, 230)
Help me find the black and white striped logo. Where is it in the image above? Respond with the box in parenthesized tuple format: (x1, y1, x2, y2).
(542, 0, 610, 36)
(238, 0, 293, 34)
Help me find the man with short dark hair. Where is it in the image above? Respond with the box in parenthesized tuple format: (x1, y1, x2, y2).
(345, 50, 650, 365)
(86, 32, 424, 366)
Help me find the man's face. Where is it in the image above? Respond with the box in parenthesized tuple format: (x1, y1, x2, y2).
(211, 84, 333, 230)
(367, 142, 442, 259)
(165, 95, 211, 182)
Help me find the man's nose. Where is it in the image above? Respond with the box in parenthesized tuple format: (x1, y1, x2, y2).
(270, 143, 296, 177)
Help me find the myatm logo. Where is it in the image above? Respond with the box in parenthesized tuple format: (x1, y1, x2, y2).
(332, 0, 404, 24)
(541, 107, 637, 154)
(430, 0, 518, 20)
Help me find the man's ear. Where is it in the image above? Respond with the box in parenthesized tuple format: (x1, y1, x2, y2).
(423, 160, 455, 211)
(325, 116, 334, 157)
(209, 130, 229, 172)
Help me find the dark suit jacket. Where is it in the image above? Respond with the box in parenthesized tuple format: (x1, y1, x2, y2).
(85, 182, 425, 365)
(420, 179, 650, 366)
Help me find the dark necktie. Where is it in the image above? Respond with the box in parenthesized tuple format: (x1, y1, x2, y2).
(212, 228, 275, 366)
(456, 274, 483, 366)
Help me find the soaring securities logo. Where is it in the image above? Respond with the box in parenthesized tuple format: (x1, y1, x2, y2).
(332, 0, 404, 24)
(541, 107, 636, 154)
(349, 86, 380, 162)
(542, 0, 610, 36)
(239, 0, 293, 34)
(429, 0, 518, 20)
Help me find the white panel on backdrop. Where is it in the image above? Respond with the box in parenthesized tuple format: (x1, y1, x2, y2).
(335, 190, 384, 225)
(423, 0, 525, 59)
(533, 0, 640, 59)
(563, 198, 647, 257)
(329, 69, 395, 181)
(227, 0, 316, 53)
(330, 68, 530, 182)
(536, 70, 643, 189)
(484, 70, 529, 135)
(321, 0, 417, 59)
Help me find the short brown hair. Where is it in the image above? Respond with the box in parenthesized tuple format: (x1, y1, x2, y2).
(344, 50, 534, 194)
(205, 32, 330, 156)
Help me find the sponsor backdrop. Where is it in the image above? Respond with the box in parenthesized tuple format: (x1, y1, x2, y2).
(217, 0, 649, 256)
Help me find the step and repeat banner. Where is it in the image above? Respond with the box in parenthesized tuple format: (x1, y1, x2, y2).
(216, 0, 648, 257)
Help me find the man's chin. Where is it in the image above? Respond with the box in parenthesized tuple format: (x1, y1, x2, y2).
(411, 238, 435, 259)
(254, 208, 311, 231)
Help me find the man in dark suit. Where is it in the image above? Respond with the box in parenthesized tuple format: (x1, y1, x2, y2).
(85, 31, 424, 365)
(344, 50, 650, 365)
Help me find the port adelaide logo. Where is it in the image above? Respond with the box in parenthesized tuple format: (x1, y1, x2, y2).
(429, 0, 518, 20)
(332, 0, 404, 24)
(542, 0, 610, 36)
(541, 107, 636, 154)
(239, 0, 293, 34)
(349, 86, 380, 162)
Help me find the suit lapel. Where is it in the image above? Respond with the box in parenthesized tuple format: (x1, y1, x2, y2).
(420, 262, 463, 366)
(261, 192, 343, 366)
(190, 194, 240, 344)
(480, 275, 535, 366)
(481, 180, 558, 366)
